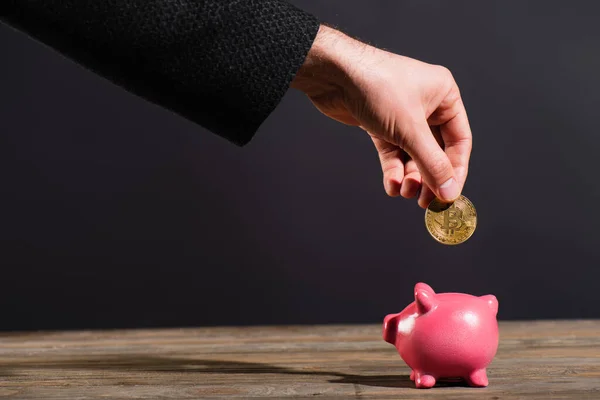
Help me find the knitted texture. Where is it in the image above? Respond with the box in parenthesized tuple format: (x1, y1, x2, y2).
(0, 0, 320, 145)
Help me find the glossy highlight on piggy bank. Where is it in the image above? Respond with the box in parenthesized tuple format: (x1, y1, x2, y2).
(383, 283, 499, 389)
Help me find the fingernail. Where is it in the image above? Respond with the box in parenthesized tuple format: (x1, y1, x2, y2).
(418, 187, 426, 208)
(439, 178, 459, 201)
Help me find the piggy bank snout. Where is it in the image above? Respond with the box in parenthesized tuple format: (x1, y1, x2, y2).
(382, 313, 400, 345)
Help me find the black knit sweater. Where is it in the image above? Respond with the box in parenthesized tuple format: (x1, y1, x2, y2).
(0, 1, 320, 145)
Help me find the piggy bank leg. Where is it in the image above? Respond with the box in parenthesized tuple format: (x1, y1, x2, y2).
(465, 369, 489, 387)
(410, 370, 415, 381)
(413, 372, 436, 389)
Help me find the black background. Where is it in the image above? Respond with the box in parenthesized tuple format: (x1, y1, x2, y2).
(0, 1, 598, 331)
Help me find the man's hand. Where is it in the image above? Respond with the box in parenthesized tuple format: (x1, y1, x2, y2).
(291, 25, 472, 208)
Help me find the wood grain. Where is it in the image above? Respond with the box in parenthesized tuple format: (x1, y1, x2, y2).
(0, 320, 599, 399)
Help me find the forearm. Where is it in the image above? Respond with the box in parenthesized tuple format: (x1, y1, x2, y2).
(0, 0, 320, 145)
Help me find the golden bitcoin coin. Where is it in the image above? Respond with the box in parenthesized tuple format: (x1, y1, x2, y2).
(425, 195, 477, 245)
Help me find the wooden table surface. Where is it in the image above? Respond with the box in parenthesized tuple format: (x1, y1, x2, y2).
(0, 320, 599, 399)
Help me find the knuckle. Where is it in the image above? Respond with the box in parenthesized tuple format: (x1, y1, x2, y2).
(446, 83, 462, 101)
(437, 65, 454, 81)
(464, 139, 473, 154)
(435, 65, 460, 94)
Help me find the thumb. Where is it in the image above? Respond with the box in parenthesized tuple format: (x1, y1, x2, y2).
(401, 121, 461, 202)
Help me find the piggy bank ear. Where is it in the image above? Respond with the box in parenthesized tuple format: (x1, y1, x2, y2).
(414, 283, 437, 314)
(481, 295, 498, 316)
(415, 282, 435, 294)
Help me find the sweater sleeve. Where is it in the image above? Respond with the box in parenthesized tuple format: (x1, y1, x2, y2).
(0, 0, 320, 146)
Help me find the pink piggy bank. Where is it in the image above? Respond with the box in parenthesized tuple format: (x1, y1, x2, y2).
(383, 282, 499, 389)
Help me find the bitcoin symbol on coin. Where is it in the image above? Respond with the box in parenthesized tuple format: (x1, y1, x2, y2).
(424, 195, 477, 245)
(440, 204, 463, 235)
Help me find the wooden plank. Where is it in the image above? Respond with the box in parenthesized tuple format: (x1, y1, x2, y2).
(0, 320, 599, 399)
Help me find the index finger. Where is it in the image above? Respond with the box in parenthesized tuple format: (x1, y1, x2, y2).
(439, 98, 473, 191)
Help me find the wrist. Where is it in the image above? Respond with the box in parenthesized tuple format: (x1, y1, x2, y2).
(291, 25, 361, 96)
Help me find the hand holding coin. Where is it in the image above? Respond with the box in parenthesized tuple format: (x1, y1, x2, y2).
(292, 26, 473, 208)
(425, 195, 477, 245)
